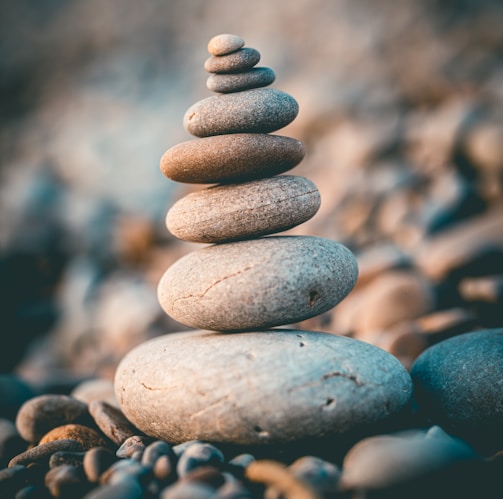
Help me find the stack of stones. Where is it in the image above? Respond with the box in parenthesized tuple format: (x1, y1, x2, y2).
(114, 35, 413, 451)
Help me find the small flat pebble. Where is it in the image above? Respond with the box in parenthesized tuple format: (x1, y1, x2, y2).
(183, 88, 299, 137)
(89, 400, 138, 445)
(114, 329, 412, 446)
(9, 439, 83, 467)
(204, 47, 260, 73)
(207, 34, 245, 56)
(166, 176, 321, 243)
(161, 133, 305, 184)
(158, 236, 358, 331)
(207, 67, 275, 93)
(15, 394, 91, 443)
(411, 328, 503, 455)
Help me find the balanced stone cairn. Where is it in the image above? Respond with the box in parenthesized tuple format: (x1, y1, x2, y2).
(115, 34, 413, 449)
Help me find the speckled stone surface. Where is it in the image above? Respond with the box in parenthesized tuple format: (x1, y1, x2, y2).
(207, 34, 245, 56)
(204, 47, 260, 74)
(411, 328, 503, 455)
(114, 329, 412, 446)
(183, 88, 299, 137)
(160, 133, 305, 183)
(207, 67, 275, 93)
(157, 236, 358, 331)
(166, 175, 320, 243)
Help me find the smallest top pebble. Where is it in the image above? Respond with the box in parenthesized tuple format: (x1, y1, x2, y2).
(208, 34, 245, 56)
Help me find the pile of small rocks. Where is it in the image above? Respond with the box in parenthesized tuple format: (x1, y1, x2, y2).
(1, 32, 502, 499)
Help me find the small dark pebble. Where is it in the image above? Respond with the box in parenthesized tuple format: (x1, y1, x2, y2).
(180, 465, 226, 488)
(176, 442, 225, 477)
(44, 464, 91, 498)
(100, 457, 152, 486)
(9, 439, 84, 468)
(15, 484, 52, 499)
(116, 435, 154, 459)
(49, 450, 86, 469)
(83, 475, 144, 499)
(83, 446, 117, 483)
(141, 440, 176, 468)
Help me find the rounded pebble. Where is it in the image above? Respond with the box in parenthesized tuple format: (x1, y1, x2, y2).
(114, 329, 412, 446)
(158, 236, 358, 331)
(176, 443, 225, 477)
(207, 34, 245, 56)
(207, 67, 275, 93)
(204, 47, 260, 74)
(83, 446, 117, 483)
(411, 328, 503, 455)
(45, 464, 90, 497)
(15, 394, 91, 443)
(160, 133, 305, 184)
(116, 435, 154, 459)
(39, 424, 109, 451)
(166, 176, 321, 243)
(183, 88, 299, 137)
(339, 427, 480, 495)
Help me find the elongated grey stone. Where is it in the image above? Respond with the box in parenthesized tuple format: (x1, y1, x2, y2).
(160, 133, 305, 184)
(158, 236, 358, 331)
(166, 176, 321, 243)
(207, 67, 275, 93)
(114, 330, 413, 446)
(183, 88, 299, 137)
(204, 47, 260, 73)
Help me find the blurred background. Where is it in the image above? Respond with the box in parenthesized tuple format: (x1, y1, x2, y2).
(1, 0, 503, 387)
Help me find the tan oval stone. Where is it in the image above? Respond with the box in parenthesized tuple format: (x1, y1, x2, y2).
(207, 67, 275, 93)
(207, 34, 245, 56)
(158, 236, 358, 331)
(166, 176, 321, 243)
(39, 424, 109, 450)
(183, 88, 299, 137)
(114, 330, 412, 446)
(160, 133, 305, 184)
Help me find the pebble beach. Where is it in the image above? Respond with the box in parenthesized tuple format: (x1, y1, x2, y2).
(1, 1, 503, 497)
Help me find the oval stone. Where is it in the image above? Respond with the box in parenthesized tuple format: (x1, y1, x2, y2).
(183, 89, 299, 137)
(158, 236, 358, 331)
(160, 133, 305, 184)
(114, 330, 413, 446)
(411, 328, 503, 455)
(204, 48, 260, 74)
(166, 176, 321, 243)
(207, 34, 245, 56)
(207, 67, 275, 93)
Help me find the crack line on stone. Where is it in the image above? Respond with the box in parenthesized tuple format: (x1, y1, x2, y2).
(189, 395, 231, 419)
(289, 371, 364, 392)
(172, 264, 255, 304)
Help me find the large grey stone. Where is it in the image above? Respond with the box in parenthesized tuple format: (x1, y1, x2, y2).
(207, 67, 275, 93)
(114, 329, 413, 446)
(183, 88, 299, 137)
(411, 328, 503, 455)
(160, 133, 305, 184)
(157, 236, 358, 331)
(166, 175, 321, 243)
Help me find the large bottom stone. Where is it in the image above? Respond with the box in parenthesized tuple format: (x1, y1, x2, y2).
(114, 330, 413, 447)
